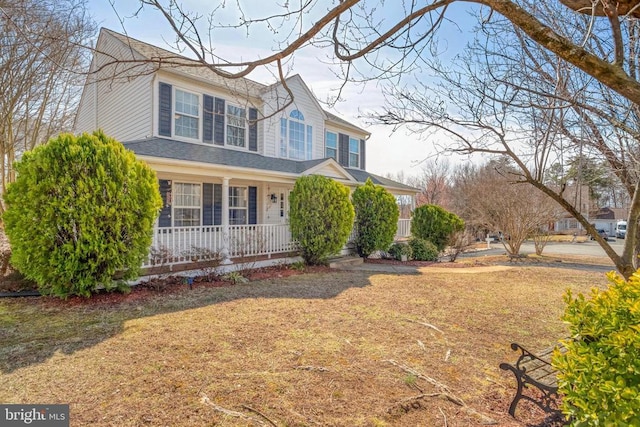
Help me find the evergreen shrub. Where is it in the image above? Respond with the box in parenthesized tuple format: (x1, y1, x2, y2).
(3, 131, 162, 297)
(352, 178, 399, 258)
(411, 204, 464, 251)
(289, 175, 354, 265)
(388, 242, 412, 261)
(409, 237, 439, 261)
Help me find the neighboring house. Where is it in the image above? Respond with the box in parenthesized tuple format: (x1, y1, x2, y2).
(74, 28, 416, 267)
(550, 184, 594, 234)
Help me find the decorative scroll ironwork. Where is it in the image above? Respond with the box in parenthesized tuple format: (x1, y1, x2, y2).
(499, 342, 564, 420)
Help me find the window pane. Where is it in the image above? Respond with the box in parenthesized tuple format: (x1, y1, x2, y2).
(226, 105, 246, 147)
(229, 186, 247, 208)
(325, 132, 337, 159)
(175, 115, 199, 139)
(325, 132, 337, 149)
(349, 137, 360, 167)
(174, 208, 201, 227)
(290, 109, 304, 121)
(174, 89, 199, 139)
(289, 121, 305, 160)
(349, 137, 360, 153)
(175, 89, 199, 116)
(227, 125, 245, 147)
(306, 125, 313, 160)
(229, 209, 247, 225)
(280, 118, 287, 157)
(174, 183, 201, 207)
(350, 153, 359, 167)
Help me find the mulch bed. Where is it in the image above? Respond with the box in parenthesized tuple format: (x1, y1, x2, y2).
(11, 264, 331, 307)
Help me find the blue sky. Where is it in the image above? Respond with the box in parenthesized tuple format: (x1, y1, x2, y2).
(86, 0, 480, 177)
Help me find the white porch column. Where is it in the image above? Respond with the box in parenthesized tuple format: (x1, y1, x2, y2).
(221, 177, 232, 264)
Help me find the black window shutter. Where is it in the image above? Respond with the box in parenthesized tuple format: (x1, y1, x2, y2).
(213, 184, 222, 225)
(203, 183, 213, 225)
(360, 139, 366, 170)
(338, 133, 349, 167)
(214, 97, 225, 146)
(158, 179, 172, 227)
(203, 95, 214, 144)
(248, 186, 257, 224)
(158, 83, 172, 137)
(248, 108, 258, 152)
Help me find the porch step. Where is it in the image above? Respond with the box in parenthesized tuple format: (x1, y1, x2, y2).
(328, 256, 364, 269)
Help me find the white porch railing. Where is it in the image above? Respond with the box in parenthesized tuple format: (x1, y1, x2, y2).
(144, 224, 296, 268)
(227, 224, 297, 258)
(144, 219, 412, 268)
(395, 218, 411, 240)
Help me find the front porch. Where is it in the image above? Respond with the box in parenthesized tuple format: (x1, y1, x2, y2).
(143, 219, 412, 268)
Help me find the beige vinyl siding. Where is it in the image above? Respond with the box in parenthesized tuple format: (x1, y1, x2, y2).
(74, 73, 96, 133)
(77, 31, 154, 141)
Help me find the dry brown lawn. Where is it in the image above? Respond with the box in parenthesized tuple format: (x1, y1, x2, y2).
(0, 263, 611, 426)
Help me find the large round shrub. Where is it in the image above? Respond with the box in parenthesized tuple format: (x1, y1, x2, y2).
(411, 204, 464, 251)
(553, 272, 640, 425)
(289, 175, 354, 265)
(352, 178, 399, 258)
(3, 131, 162, 297)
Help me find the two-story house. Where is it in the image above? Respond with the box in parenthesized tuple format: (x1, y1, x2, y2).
(74, 28, 415, 267)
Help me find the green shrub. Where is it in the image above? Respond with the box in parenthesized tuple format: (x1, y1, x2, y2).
(3, 131, 162, 297)
(388, 242, 412, 261)
(352, 178, 399, 258)
(411, 204, 464, 251)
(289, 175, 354, 265)
(553, 271, 640, 425)
(408, 237, 439, 261)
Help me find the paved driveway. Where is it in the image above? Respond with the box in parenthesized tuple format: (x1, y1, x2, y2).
(469, 239, 624, 258)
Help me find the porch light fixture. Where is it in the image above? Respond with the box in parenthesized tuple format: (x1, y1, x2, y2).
(270, 193, 278, 203)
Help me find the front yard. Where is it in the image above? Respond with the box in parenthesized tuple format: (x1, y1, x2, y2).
(0, 263, 609, 426)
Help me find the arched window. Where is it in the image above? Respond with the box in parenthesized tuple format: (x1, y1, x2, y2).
(280, 109, 313, 160)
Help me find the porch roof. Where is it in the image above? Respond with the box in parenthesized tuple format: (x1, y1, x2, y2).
(123, 137, 417, 193)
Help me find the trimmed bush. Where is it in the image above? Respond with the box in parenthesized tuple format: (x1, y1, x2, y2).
(352, 178, 399, 258)
(553, 272, 640, 425)
(411, 204, 464, 251)
(3, 131, 162, 297)
(289, 175, 354, 265)
(388, 242, 412, 261)
(408, 237, 439, 261)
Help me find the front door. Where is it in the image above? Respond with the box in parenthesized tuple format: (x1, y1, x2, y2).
(275, 187, 289, 223)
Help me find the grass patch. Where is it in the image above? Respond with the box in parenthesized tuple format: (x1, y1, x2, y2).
(0, 265, 609, 425)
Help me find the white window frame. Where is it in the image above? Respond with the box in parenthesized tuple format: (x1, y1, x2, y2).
(349, 137, 360, 168)
(229, 186, 248, 225)
(325, 131, 337, 160)
(174, 88, 200, 140)
(280, 110, 312, 160)
(173, 182, 201, 227)
(226, 104, 247, 148)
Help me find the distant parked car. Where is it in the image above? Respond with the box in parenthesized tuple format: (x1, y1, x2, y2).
(589, 229, 609, 241)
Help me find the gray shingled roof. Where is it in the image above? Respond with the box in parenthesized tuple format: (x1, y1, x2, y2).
(123, 138, 417, 192)
(323, 110, 369, 135)
(345, 168, 418, 192)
